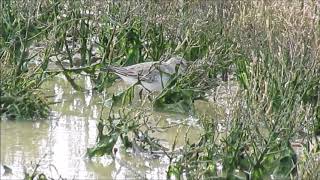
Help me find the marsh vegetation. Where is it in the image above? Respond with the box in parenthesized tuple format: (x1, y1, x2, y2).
(1, 0, 319, 179)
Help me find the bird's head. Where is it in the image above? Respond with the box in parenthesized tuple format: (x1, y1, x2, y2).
(165, 57, 189, 71)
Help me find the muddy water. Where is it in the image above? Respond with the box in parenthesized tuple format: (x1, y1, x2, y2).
(0, 76, 202, 179)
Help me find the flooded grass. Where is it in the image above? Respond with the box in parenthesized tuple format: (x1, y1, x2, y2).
(1, 0, 319, 179)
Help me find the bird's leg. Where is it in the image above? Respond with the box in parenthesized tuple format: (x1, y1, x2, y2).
(139, 88, 143, 100)
(153, 63, 166, 89)
(158, 67, 165, 89)
(137, 72, 152, 93)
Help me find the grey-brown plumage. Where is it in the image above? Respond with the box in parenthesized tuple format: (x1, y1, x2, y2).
(101, 57, 188, 91)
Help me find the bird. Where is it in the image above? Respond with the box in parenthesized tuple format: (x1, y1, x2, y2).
(101, 56, 189, 92)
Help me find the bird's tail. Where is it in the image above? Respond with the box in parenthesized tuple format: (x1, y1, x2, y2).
(100, 65, 114, 72)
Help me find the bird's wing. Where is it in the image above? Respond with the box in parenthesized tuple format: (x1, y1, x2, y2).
(108, 64, 157, 82)
(126, 61, 157, 72)
(158, 64, 176, 75)
(108, 66, 138, 76)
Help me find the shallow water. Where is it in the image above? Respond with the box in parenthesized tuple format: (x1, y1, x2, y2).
(0, 76, 202, 179)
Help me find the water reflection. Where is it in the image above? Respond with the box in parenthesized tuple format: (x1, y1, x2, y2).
(1, 76, 201, 179)
(1, 120, 50, 179)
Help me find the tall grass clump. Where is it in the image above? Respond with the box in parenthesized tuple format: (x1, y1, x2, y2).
(0, 0, 58, 119)
(166, 0, 319, 179)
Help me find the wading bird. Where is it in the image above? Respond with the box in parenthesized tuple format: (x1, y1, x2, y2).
(101, 57, 188, 92)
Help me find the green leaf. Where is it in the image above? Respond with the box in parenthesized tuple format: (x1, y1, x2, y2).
(112, 85, 135, 106)
(153, 88, 195, 114)
(87, 133, 119, 158)
(167, 165, 181, 179)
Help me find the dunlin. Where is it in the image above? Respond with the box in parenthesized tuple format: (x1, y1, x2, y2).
(101, 57, 188, 91)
